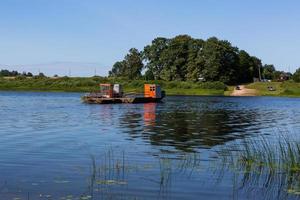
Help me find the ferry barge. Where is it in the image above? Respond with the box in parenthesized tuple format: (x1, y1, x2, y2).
(82, 84, 165, 104)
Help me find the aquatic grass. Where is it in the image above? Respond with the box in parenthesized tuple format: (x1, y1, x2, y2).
(176, 153, 201, 176)
(215, 132, 300, 198)
(158, 158, 172, 189)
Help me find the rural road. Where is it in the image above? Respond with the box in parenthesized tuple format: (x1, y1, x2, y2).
(231, 85, 257, 96)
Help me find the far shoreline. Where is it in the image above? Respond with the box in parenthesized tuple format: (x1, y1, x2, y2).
(1, 88, 300, 98)
(1, 76, 300, 97)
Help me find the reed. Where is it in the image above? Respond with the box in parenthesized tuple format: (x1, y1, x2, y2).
(217, 133, 300, 198)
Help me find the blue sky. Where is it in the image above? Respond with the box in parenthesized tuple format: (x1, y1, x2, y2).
(0, 0, 299, 76)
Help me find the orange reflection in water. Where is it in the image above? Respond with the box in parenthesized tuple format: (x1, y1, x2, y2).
(143, 103, 157, 127)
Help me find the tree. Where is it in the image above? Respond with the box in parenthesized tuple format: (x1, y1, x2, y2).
(38, 72, 46, 78)
(238, 50, 255, 83)
(109, 61, 127, 77)
(0, 70, 10, 76)
(262, 64, 276, 80)
(186, 39, 205, 81)
(109, 48, 144, 79)
(144, 70, 155, 80)
(159, 35, 192, 81)
(0, 69, 20, 77)
(124, 48, 144, 79)
(108, 35, 275, 84)
(250, 56, 263, 81)
(143, 37, 169, 80)
(201, 37, 240, 84)
(293, 68, 300, 82)
(11, 71, 19, 76)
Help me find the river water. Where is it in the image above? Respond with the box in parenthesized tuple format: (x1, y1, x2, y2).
(0, 91, 299, 200)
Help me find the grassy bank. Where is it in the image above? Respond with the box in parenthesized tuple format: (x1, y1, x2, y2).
(1, 76, 299, 97)
(246, 81, 300, 97)
(0, 76, 226, 96)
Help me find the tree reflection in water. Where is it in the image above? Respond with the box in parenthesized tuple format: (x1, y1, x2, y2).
(120, 103, 258, 152)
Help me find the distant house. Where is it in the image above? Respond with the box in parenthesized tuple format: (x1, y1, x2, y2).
(278, 72, 291, 82)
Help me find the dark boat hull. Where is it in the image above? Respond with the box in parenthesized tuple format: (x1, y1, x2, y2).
(82, 96, 164, 104)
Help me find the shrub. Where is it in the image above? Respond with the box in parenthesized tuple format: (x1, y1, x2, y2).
(195, 82, 226, 90)
(293, 68, 300, 82)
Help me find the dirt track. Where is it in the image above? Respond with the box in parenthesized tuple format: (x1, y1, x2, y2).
(230, 85, 257, 96)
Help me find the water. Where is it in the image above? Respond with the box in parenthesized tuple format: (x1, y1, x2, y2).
(0, 91, 299, 200)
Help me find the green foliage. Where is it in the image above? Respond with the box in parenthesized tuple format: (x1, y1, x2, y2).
(262, 64, 276, 80)
(110, 35, 269, 84)
(0, 69, 36, 77)
(144, 70, 155, 80)
(238, 50, 260, 82)
(247, 81, 300, 97)
(219, 135, 300, 197)
(293, 68, 300, 82)
(159, 35, 192, 81)
(143, 37, 170, 80)
(109, 48, 144, 79)
(0, 77, 226, 95)
(0, 69, 20, 77)
(186, 39, 205, 81)
(201, 37, 240, 84)
(281, 81, 300, 96)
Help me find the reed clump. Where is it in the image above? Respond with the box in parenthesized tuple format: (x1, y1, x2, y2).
(218, 135, 300, 197)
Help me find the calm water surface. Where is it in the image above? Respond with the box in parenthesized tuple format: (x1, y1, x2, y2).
(0, 92, 299, 200)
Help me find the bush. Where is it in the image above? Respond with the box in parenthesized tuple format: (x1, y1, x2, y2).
(15, 76, 27, 80)
(195, 81, 226, 90)
(293, 68, 300, 82)
(128, 80, 145, 88)
(0, 77, 227, 93)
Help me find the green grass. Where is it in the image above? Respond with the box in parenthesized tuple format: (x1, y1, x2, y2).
(164, 88, 224, 95)
(1, 76, 299, 97)
(246, 81, 300, 97)
(224, 86, 235, 96)
(0, 76, 226, 96)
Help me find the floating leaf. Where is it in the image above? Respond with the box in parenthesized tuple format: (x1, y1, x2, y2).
(96, 180, 127, 185)
(80, 195, 92, 200)
(54, 180, 70, 184)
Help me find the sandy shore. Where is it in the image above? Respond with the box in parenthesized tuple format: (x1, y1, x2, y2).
(230, 85, 257, 96)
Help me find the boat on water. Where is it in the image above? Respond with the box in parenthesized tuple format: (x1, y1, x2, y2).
(82, 83, 165, 104)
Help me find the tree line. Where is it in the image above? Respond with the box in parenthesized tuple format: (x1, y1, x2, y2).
(109, 35, 297, 84)
(0, 69, 46, 77)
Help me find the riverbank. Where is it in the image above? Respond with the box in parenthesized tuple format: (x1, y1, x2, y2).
(230, 85, 257, 96)
(229, 82, 300, 97)
(246, 81, 300, 97)
(0, 77, 299, 97)
(0, 77, 226, 95)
